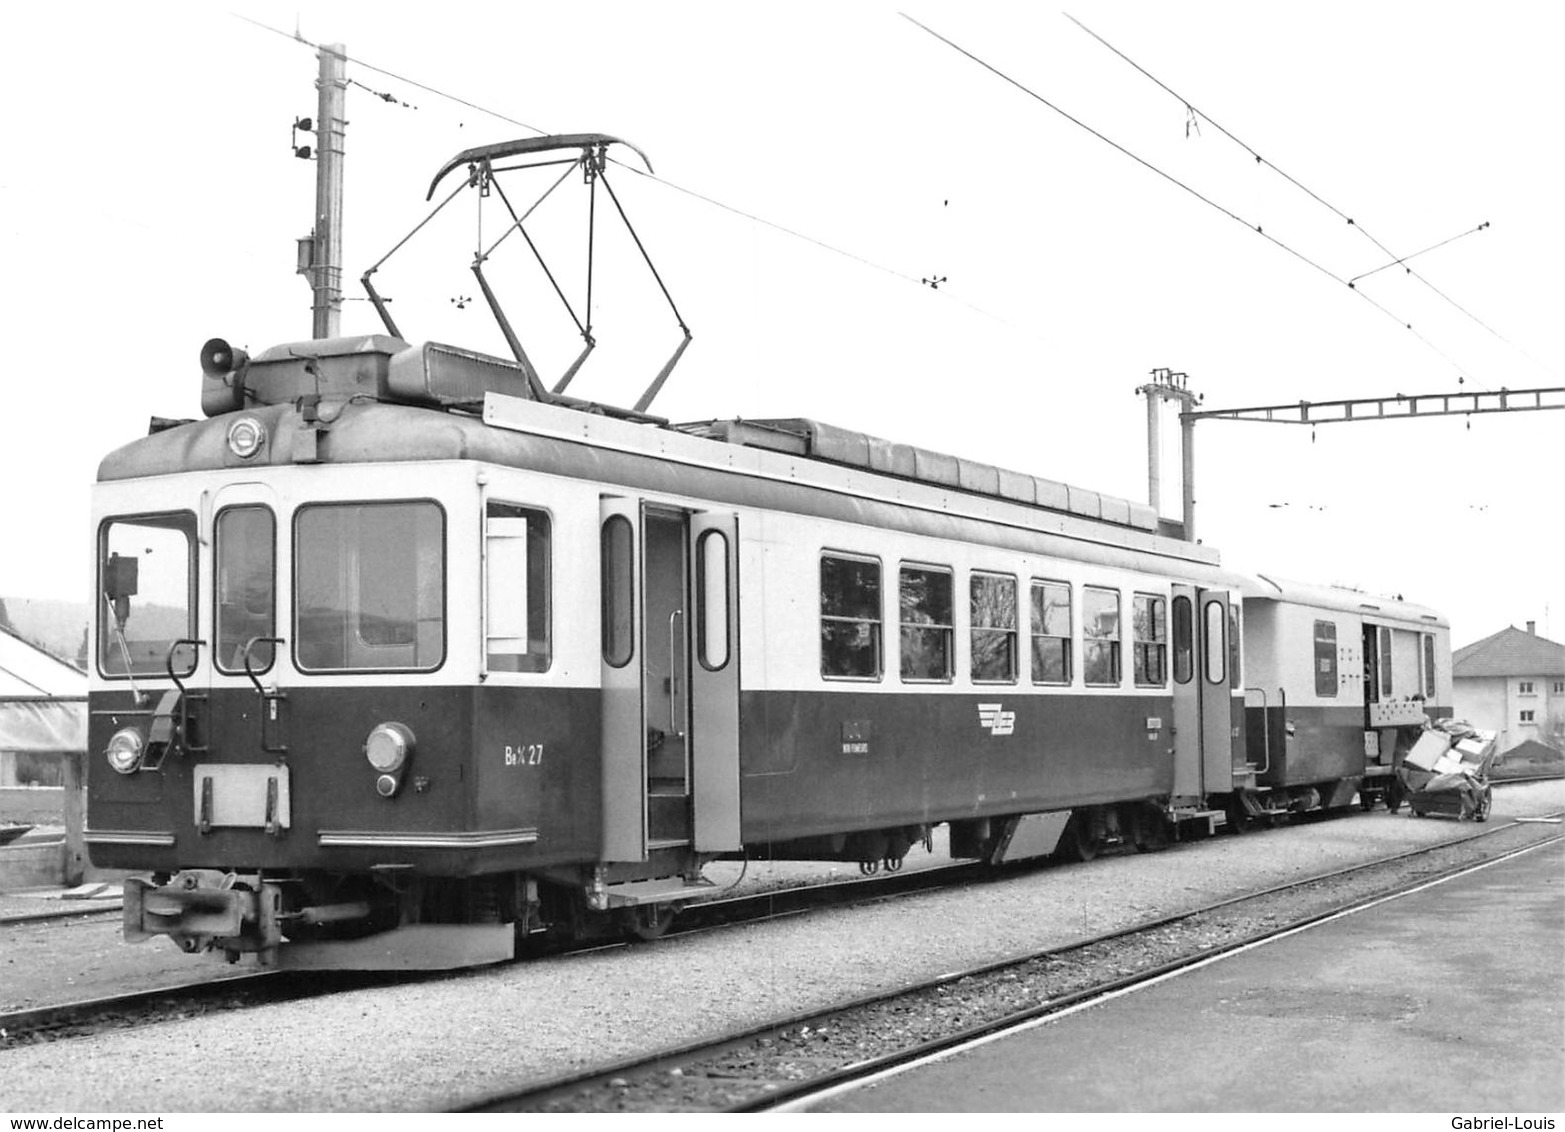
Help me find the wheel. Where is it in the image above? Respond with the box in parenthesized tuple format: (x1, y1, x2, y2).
(1224, 795, 1251, 835)
(627, 903, 676, 942)
(1055, 813, 1098, 863)
(1132, 805, 1169, 852)
(1474, 786, 1492, 823)
(1385, 778, 1405, 814)
(1412, 808, 1426, 819)
(1359, 792, 1376, 812)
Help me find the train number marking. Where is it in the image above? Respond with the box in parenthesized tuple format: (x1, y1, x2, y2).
(504, 743, 545, 767)
(977, 703, 1015, 737)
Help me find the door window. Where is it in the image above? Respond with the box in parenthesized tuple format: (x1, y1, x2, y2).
(214, 505, 275, 673)
(601, 515, 635, 667)
(1203, 599, 1226, 685)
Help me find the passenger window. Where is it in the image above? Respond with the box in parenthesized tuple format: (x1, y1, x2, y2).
(215, 505, 275, 673)
(1132, 593, 1167, 687)
(1082, 586, 1121, 686)
(1203, 600, 1226, 685)
(601, 516, 634, 668)
(971, 573, 1017, 683)
(820, 554, 881, 679)
(1314, 620, 1337, 697)
(1378, 627, 1393, 697)
(1173, 595, 1193, 684)
(1422, 634, 1436, 698)
(900, 564, 954, 682)
(1030, 580, 1072, 685)
(486, 502, 551, 673)
(295, 501, 445, 672)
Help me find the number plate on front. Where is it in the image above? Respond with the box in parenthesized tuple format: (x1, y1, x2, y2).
(192, 764, 291, 830)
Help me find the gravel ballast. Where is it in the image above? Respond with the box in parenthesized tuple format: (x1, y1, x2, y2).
(0, 781, 1558, 1112)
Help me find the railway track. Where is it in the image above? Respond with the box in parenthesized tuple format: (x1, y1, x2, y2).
(3, 790, 1557, 1051)
(458, 811, 1563, 1113)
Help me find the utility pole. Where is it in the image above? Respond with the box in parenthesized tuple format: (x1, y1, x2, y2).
(1136, 368, 1201, 541)
(300, 42, 347, 339)
(1143, 375, 1564, 542)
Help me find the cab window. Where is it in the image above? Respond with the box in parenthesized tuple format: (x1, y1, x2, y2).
(295, 501, 445, 672)
(98, 512, 197, 677)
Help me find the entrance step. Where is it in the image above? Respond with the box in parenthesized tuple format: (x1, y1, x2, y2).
(604, 874, 717, 908)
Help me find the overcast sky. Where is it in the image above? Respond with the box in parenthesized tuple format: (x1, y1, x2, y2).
(1, 1, 1559, 646)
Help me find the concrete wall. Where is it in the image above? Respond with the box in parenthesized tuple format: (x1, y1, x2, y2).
(1456, 673, 1565, 753)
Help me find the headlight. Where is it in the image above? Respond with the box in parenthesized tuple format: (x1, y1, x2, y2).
(105, 728, 145, 775)
(226, 416, 266, 459)
(365, 722, 414, 773)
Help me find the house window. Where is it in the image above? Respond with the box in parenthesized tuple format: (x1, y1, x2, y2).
(1030, 580, 1072, 685)
(1132, 594, 1167, 687)
(1555, 681, 1564, 694)
(820, 553, 882, 680)
(1082, 586, 1121, 687)
(1520, 710, 1535, 724)
(970, 572, 1018, 683)
(900, 564, 954, 682)
(1519, 681, 1535, 695)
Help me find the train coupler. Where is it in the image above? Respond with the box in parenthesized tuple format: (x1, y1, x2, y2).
(124, 870, 284, 962)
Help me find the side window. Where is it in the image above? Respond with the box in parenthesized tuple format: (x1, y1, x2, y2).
(1378, 627, 1393, 696)
(601, 515, 634, 667)
(1030, 580, 1072, 685)
(295, 501, 445, 672)
(1132, 593, 1167, 687)
(215, 505, 276, 673)
(98, 512, 198, 678)
(1422, 634, 1436, 698)
(1203, 600, 1226, 685)
(820, 554, 881, 679)
(486, 502, 551, 673)
(1173, 595, 1193, 684)
(970, 572, 1017, 683)
(1082, 586, 1121, 686)
(900, 564, 953, 682)
(1314, 620, 1338, 697)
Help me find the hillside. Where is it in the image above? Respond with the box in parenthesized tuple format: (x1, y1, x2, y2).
(0, 597, 90, 669)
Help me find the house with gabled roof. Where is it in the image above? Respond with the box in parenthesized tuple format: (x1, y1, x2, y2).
(1452, 620, 1565, 755)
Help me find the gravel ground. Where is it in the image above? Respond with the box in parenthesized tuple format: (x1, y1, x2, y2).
(0, 781, 1559, 1113)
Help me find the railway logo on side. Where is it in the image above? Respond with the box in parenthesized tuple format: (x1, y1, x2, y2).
(977, 703, 1016, 736)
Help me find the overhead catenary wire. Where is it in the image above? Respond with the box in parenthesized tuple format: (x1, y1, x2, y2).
(1061, 12, 1553, 382)
(231, 11, 1034, 336)
(901, 11, 1492, 389)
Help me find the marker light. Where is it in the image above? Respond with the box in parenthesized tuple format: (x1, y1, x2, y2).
(365, 722, 414, 773)
(226, 416, 266, 459)
(105, 728, 145, 775)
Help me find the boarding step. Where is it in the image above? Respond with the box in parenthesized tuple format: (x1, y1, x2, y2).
(604, 874, 717, 908)
(1168, 807, 1226, 835)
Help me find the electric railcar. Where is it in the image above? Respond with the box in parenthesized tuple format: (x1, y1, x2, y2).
(85, 335, 1450, 967)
